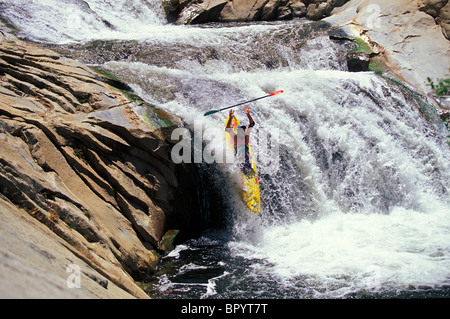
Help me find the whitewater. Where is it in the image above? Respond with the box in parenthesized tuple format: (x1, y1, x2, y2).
(1, 0, 449, 298)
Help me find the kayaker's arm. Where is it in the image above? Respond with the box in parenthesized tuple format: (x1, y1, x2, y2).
(243, 106, 255, 127)
(226, 109, 234, 128)
(225, 109, 237, 150)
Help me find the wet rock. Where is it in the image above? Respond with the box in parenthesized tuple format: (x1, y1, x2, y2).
(158, 229, 181, 251)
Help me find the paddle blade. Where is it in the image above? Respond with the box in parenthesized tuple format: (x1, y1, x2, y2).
(269, 90, 284, 96)
(204, 109, 219, 116)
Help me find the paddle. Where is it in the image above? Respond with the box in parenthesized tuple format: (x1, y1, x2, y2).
(203, 90, 284, 116)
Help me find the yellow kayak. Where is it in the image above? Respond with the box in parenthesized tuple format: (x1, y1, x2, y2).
(224, 115, 261, 213)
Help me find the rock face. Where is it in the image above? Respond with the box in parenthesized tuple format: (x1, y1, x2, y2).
(0, 36, 203, 298)
(325, 0, 450, 94)
(166, 0, 450, 42)
(418, 0, 450, 40)
(166, 0, 450, 48)
(163, 0, 351, 24)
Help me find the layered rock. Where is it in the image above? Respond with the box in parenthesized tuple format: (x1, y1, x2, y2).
(0, 35, 202, 298)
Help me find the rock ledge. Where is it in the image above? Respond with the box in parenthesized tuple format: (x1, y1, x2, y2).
(0, 35, 202, 298)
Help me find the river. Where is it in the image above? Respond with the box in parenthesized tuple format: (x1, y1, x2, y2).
(2, 0, 450, 298)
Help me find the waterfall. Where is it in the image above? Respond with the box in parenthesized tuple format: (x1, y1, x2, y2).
(97, 23, 450, 295)
(2, 0, 450, 298)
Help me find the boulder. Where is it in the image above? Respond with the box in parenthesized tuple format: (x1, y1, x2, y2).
(418, 0, 448, 17)
(166, 0, 350, 23)
(260, 0, 283, 20)
(290, 1, 307, 18)
(177, 0, 228, 24)
(158, 229, 181, 251)
(306, 0, 335, 20)
(418, 0, 450, 39)
(220, 0, 268, 22)
(259, 0, 302, 20)
(438, 1, 450, 39)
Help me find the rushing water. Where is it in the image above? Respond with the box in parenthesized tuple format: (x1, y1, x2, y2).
(2, 0, 450, 299)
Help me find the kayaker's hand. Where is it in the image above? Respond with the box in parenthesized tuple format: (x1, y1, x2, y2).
(243, 106, 249, 114)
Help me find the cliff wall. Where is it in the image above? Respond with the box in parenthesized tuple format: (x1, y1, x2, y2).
(0, 33, 202, 298)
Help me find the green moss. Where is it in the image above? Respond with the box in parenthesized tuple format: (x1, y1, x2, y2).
(368, 60, 384, 75)
(91, 66, 123, 84)
(352, 37, 372, 54)
(90, 66, 177, 129)
(141, 114, 157, 130)
(0, 16, 19, 34)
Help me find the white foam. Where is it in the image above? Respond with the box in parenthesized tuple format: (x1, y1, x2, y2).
(165, 244, 189, 259)
(1, 0, 167, 43)
(232, 202, 450, 296)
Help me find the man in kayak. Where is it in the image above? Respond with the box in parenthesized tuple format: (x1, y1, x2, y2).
(225, 106, 255, 174)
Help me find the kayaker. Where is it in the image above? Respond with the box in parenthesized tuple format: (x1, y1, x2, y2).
(225, 106, 255, 173)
